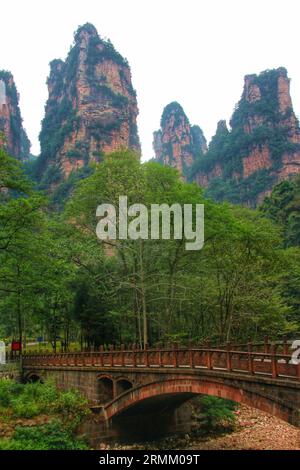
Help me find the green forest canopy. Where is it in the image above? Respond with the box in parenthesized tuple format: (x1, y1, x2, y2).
(0, 147, 299, 350)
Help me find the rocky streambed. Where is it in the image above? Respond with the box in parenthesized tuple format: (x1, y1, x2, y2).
(99, 405, 300, 451)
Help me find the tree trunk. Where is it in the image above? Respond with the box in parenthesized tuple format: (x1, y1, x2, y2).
(139, 241, 148, 348)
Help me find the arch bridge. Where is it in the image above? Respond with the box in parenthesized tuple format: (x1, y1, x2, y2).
(22, 339, 300, 444)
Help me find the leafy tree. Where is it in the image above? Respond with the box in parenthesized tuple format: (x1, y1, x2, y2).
(64, 150, 294, 346)
(261, 176, 300, 247)
(198, 396, 237, 431)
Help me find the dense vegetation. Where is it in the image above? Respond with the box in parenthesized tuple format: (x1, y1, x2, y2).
(0, 146, 299, 350)
(261, 178, 300, 325)
(261, 176, 300, 247)
(0, 380, 89, 450)
(196, 396, 237, 432)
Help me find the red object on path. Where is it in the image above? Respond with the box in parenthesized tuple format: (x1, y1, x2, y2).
(11, 341, 21, 351)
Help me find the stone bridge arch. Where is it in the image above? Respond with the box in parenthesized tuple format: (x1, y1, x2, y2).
(104, 377, 300, 429)
(23, 371, 45, 383)
(97, 374, 134, 402)
(97, 374, 114, 402)
(115, 377, 133, 396)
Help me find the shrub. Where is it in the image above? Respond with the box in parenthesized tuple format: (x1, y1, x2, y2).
(12, 402, 40, 419)
(0, 380, 88, 422)
(199, 396, 237, 430)
(51, 390, 89, 429)
(0, 381, 26, 408)
(0, 380, 90, 449)
(0, 420, 88, 450)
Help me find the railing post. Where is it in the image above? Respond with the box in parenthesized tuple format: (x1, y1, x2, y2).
(98, 345, 104, 367)
(173, 344, 179, 368)
(226, 342, 232, 372)
(144, 344, 149, 367)
(109, 345, 114, 367)
(297, 362, 300, 381)
(174, 350, 179, 368)
(189, 350, 194, 368)
(206, 350, 212, 370)
(120, 344, 125, 367)
(248, 341, 254, 374)
(264, 336, 269, 354)
(158, 350, 162, 367)
(132, 344, 137, 367)
(271, 345, 278, 379)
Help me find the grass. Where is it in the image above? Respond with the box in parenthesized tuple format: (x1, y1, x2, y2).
(0, 421, 88, 450)
(0, 380, 90, 450)
(23, 341, 82, 353)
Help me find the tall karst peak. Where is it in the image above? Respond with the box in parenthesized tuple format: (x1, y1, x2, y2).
(230, 67, 295, 132)
(242, 67, 290, 110)
(194, 67, 300, 207)
(0, 70, 30, 161)
(38, 23, 140, 186)
(153, 101, 207, 178)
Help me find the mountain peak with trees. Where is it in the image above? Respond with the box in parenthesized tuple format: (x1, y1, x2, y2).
(191, 67, 300, 207)
(36, 23, 140, 190)
(153, 101, 207, 179)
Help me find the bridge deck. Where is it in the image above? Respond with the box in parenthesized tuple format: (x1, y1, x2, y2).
(22, 346, 300, 382)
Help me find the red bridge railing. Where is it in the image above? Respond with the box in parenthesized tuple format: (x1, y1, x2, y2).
(22, 343, 300, 382)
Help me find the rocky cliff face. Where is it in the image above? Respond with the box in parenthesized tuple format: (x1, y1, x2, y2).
(0, 71, 30, 160)
(153, 102, 207, 178)
(194, 120, 228, 187)
(193, 68, 300, 206)
(38, 23, 140, 184)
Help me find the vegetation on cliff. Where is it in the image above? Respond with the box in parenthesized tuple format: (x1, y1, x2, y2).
(154, 101, 207, 178)
(37, 23, 139, 188)
(0, 71, 30, 161)
(261, 176, 300, 247)
(192, 68, 300, 206)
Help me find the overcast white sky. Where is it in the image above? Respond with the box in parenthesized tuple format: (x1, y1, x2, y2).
(1, 0, 300, 160)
